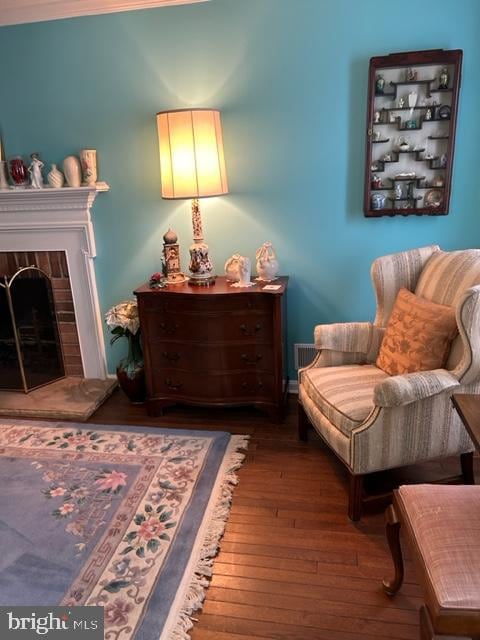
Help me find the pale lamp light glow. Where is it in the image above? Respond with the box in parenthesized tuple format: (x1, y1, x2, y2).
(156, 109, 228, 199)
(155, 108, 229, 285)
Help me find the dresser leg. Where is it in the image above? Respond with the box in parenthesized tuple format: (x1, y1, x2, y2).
(146, 399, 177, 417)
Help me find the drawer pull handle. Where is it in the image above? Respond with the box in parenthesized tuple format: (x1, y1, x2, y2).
(239, 323, 262, 336)
(241, 381, 264, 391)
(162, 351, 180, 362)
(165, 378, 183, 391)
(159, 322, 178, 335)
(241, 353, 263, 365)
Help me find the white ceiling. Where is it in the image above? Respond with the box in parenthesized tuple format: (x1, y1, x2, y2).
(0, 0, 208, 27)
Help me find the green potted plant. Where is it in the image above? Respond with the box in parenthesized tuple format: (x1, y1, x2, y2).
(105, 300, 145, 403)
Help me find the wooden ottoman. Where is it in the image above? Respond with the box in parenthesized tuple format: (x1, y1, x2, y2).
(383, 484, 480, 640)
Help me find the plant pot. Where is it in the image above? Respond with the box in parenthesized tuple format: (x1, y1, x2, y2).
(116, 363, 146, 404)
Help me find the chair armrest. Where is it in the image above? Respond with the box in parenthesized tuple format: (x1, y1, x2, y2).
(373, 369, 460, 408)
(314, 322, 384, 360)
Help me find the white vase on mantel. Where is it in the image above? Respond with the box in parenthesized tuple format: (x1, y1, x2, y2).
(63, 155, 82, 187)
(47, 164, 65, 188)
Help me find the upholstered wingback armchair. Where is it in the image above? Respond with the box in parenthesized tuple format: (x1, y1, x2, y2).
(298, 246, 480, 520)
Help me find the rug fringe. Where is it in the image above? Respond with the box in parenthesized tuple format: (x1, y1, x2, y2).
(168, 434, 249, 640)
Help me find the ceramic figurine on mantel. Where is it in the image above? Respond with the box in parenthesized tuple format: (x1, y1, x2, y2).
(0, 135, 9, 190)
(63, 155, 82, 187)
(9, 156, 29, 188)
(47, 164, 65, 188)
(80, 149, 97, 185)
(256, 241, 279, 282)
(162, 228, 187, 285)
(28, 153, 44, 188)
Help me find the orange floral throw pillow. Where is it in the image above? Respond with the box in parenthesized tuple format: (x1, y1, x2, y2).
(376, 288, 458, 376)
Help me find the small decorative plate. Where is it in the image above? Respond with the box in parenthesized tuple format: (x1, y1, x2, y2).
(424, 189, 444, 208)
(438, 105, 451, 120)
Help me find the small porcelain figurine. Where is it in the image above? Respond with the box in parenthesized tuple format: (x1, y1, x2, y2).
(256, 242, 279, 281)
(371, 193, 386, 210)
(439, 67, 449, 90)
(28, 153, 44, 188)
(425, 108, 432, 121)
(163, 228, 187, 284)
(224, 254, 242, 282)
(373, 111, 381, 123)
(406, 67, 417, 82)
(230, 256, 254, 288)
(373, 130, 381, 141)
(371, 174, 382, 189)
(394, 183, 403, 200)
(398, 96, 405, 108)
(375, 74, 385, 94)
(389, 112, 397, 123)
(408, 91, 418, 109)
(47, 164, 65, 188)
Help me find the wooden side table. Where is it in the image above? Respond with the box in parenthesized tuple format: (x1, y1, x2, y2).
(135, 276, 288, 422)
(452, 394, 480, 452)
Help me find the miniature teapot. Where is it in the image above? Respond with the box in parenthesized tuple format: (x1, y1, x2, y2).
(256, 242, 279, 281)
(224, 253, 242, 282)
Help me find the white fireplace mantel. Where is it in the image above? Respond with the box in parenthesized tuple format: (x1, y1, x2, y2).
(0, 183, 110, 379)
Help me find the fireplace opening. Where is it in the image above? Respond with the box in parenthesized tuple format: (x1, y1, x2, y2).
(0, 267, 65, 392)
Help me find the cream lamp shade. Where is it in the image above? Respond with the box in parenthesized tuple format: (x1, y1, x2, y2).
(156, 109, 228, 200)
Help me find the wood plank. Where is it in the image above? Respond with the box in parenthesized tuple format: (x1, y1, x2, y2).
(216, 551, 317, 573)
(201, 601, 417, 640)
(206, 586, 419, 625)
(219, 540, 357, 565)
(211, 562, 423, 598)
(210, 574, 422, 611)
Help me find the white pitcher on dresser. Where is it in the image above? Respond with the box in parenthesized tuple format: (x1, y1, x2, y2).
(256, 242, 279, 281)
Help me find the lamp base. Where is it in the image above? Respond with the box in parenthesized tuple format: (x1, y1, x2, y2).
(188, 273, 216, 286)
(189, 239, 215, 285)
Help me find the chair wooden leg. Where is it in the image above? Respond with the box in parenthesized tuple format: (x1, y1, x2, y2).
(419, 605, 436, 640)
(460, 451, 475, 485)
(298, 402, 310, 442)
(382, 503, 404, 596)
(348, 473, 364, 521)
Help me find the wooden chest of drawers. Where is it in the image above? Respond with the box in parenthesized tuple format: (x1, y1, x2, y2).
(135, 276, 288, 422)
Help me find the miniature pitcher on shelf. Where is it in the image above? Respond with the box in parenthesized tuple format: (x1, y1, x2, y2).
(256, 242, 279, 281)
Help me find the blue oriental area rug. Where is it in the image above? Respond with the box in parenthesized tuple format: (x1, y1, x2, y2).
(0, 420, 248, 640)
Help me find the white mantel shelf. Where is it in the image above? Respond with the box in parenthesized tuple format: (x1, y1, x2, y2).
(0, 182, 109, 212)
(0, 182, 110, 379)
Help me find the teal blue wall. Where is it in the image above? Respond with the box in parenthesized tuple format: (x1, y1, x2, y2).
(0, 0, 479, 377)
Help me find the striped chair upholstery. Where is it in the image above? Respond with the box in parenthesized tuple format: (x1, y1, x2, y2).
(299, 246, 479, 519)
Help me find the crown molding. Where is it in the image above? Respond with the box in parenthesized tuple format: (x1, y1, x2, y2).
(0, 0, 208, 27)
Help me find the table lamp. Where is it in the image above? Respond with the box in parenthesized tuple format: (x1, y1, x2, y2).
(156, 109, 228, 286)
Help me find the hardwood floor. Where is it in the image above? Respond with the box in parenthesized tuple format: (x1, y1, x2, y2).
(90, 391, 479, 640)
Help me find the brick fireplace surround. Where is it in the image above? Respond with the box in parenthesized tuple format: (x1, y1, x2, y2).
(0, 250, 83, 377)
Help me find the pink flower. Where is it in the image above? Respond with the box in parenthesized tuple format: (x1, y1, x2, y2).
(104, 598, 132, 627)
(137, 517, 165, 542)
(65, 434, 90, 446)
(50, 487, 66, 497)
(95, 470, 127, 493)
(59, 503, 75, 516)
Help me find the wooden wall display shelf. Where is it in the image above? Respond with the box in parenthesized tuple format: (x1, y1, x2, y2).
(135, 276, 288, 423)
(364, 49, 462, 217)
